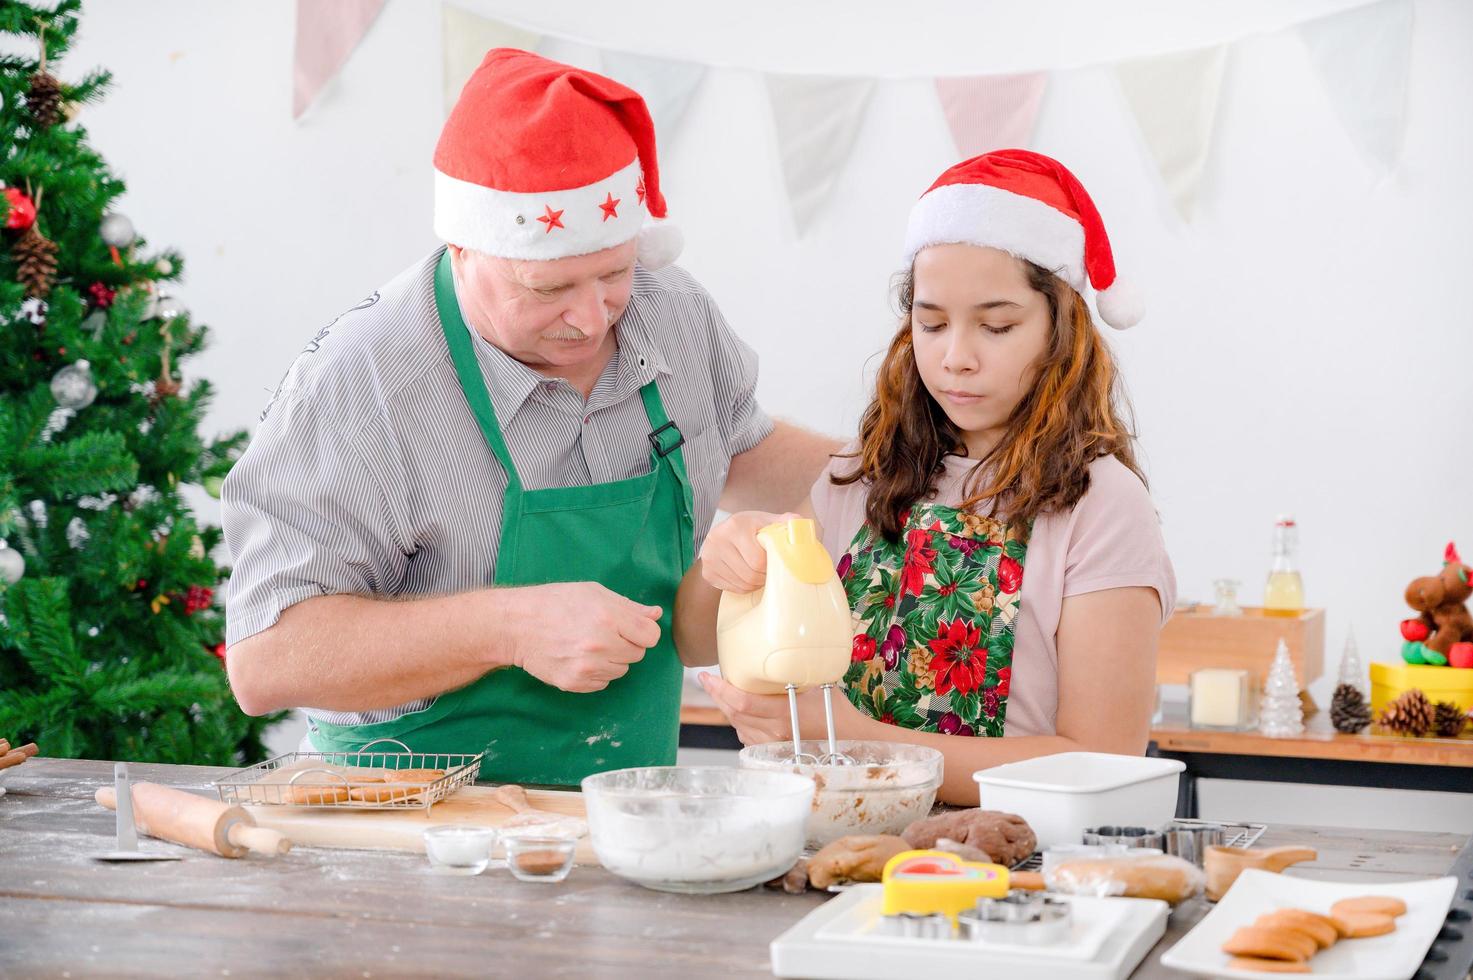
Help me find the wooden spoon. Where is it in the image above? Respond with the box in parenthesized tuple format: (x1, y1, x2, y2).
(1205, 845, 1317, 901)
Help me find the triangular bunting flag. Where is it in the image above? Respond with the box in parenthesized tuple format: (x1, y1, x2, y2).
(599, 51, 707, 150)
(1115, 45, 1227, 220)
(441, 3, 541, 115)
(293, 0, 386, 120)
(934, 73, 1048, 159)
(764, 75, 875, 235)
(1297, 0, 1413, 174)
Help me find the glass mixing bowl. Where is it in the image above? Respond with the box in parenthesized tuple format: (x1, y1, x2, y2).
(739, 740, 943, 848)
(580, 766, 814, 894)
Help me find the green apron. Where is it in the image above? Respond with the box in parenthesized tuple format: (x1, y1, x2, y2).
(308, 250, 696, 785)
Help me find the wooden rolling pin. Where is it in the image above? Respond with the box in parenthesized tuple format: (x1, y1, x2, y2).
(96, 782, 291, 858)
(0, 742, 39, 771)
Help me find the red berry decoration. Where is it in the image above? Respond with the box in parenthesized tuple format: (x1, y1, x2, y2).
(208, 641, 226, 663)
(1400, 617, 1430, 642)
(87, 281, 116, 308)
(3, 187, 37, 230)
(183, 585, 214, 615)
(1449, 642, 1473, 670)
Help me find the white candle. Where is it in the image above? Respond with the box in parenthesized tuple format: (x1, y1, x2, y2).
(1190, 669, 1251, 729)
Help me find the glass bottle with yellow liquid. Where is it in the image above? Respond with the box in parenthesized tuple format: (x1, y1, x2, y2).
(1264, 514, 1304, 616)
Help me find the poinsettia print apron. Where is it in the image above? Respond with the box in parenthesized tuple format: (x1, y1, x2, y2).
(838, 503, 1029, 737)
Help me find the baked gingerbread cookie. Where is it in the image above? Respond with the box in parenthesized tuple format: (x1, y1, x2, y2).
(277, 783, 352, 804)
(1257, 909, 1339, 949)
(1222, 925, 1316, 962)
(1332, 911, 1397, 938)
(1227, 956, 1310, 974)
(348, 768, 445, 802)
(1330, 895, 1407, 919)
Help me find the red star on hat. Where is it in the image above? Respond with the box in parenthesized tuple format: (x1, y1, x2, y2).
(536, 205, 565, 233)
(636, 177, 646, 206)
(433, 49, 683, 267)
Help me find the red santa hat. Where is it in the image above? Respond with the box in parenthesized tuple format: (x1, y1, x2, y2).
(902, 149, 1143, 330)
(434, 48, 682, 269)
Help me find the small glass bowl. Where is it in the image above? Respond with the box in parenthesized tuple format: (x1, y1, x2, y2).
(503, 834, 576, 883)
(423, 825, 497, 876)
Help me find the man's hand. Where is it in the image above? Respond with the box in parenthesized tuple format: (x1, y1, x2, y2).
(510, 582, 663, 693)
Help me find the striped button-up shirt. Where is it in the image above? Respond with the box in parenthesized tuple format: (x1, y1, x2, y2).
(222, 249, 772, 725)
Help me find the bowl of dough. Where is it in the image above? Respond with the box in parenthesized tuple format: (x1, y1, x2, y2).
(580, 766, 814, 894)
(738, 740, 943, 849)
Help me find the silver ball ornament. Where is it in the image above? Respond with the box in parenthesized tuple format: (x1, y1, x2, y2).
(51, 359, 99, 411)
(0, 541, 24, 585)
(156, 295, 188, 322)
(99, 213, 136, 248)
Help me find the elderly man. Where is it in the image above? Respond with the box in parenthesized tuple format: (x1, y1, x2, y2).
(222, 49, 835, 784)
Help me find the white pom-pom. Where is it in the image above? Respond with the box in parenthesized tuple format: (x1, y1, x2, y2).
(636, 219, 683, 270)
(1095, 277, 1145, 330)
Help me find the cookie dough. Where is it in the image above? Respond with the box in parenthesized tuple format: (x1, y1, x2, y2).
(900, 809, 1036, 867)
(807, 834, 910, 889)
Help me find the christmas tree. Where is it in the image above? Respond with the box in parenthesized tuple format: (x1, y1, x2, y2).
(0, 1, 281, 763)
(1258, 638, 1305, 737)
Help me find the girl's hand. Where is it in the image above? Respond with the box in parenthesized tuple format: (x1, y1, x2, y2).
(697, 672, 838, 746)
(698, 511, 799, 594)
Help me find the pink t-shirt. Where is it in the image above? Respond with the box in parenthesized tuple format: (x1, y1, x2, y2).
(809, 451, 1176, 738)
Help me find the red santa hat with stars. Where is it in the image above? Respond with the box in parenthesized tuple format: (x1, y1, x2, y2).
(902, 149, 1144, 329)
(433, 48, 682, 269)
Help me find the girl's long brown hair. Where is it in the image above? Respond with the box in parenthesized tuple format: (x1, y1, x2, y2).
(833, 258, 1144, 540)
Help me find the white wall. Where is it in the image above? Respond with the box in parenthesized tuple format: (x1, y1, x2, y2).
(63, 4, 1471, 761)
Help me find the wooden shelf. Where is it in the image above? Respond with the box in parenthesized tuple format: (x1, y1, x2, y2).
(1151, 713, 1473, 767)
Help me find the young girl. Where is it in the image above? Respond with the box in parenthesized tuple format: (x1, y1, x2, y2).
(675, 150, 1176, 805)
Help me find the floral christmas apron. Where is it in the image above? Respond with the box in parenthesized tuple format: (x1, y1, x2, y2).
(839, 504, 1030, 737)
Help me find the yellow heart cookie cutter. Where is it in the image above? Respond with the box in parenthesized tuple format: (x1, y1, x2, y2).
(881, 849, 1012, 924)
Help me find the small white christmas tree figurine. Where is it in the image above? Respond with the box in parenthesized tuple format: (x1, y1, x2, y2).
(1336, 628, 1366, 696)
(1259, 637, 1305, 737)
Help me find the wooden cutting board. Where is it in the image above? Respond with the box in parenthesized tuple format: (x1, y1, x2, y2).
(245, 785, 598, 864)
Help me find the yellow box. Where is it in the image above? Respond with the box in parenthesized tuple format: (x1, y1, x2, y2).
(1370, 661, 1473, 716)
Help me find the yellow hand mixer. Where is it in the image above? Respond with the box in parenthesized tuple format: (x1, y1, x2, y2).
(715, 518, 856, 765)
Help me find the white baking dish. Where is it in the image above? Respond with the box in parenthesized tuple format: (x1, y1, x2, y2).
(972, 753, 1185, 849)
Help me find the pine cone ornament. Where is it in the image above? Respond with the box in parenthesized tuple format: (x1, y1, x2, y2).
(12, 225, 58, 299)
(1377, 688, 1435, 737)
(26, 70, 63, 127)
(1330, 683, 1372, 734)
(1433, 700, 1468, 738)
(152, 372, 181, 401)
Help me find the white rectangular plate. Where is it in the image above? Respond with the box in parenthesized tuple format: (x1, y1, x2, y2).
(1160, 869, 1457, 980)
(772, 885, 1167, 980)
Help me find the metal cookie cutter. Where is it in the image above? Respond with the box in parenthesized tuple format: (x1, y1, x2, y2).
(1161, 821, 1227, 867)
(959, 890, 1072, 946)
(1081, 825, 1165, 850)
(877, 911, 953, 940)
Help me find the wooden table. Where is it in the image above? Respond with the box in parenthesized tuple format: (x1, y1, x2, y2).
(1150, 706, 1473, 819)
(679, 705, 1473, 819)
(3, 758, 1471, 978)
